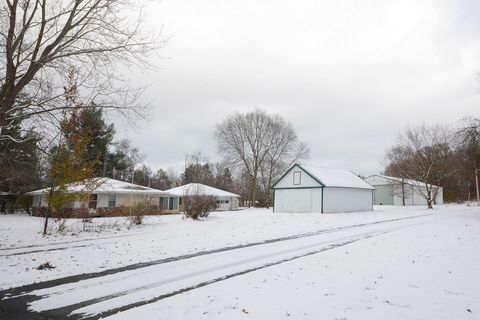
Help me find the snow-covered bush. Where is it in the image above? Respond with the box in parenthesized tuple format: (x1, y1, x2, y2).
(183, 195, 217, 220)
(128, 202, 150, 225)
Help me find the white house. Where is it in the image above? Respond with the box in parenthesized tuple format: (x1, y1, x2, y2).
(166, 183, 241, 211)
(28, 178, 179, 217)
(272, 164, 374, 213)
(364, 175, 444, 206)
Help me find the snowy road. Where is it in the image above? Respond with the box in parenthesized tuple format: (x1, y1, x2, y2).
(0, 212, 456, 320)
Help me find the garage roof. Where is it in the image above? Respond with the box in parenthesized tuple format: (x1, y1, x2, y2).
(276, 164, 374, 190)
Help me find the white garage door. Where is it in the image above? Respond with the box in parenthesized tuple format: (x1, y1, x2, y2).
(275, 189, 313, 213)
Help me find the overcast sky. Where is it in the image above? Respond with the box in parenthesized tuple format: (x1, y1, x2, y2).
(113, 0, 480, 176)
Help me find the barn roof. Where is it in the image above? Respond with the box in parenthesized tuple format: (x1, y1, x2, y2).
(166, 183, 240, 198)
(365, 174, 442, 189)
(27, 178, 171, 196)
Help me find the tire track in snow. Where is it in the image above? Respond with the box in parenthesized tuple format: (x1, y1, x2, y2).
(0, 212, 432, 258)
(1, 212, 434, 293)
(62, 232, 388, 320)
(0, 212, 446, 320)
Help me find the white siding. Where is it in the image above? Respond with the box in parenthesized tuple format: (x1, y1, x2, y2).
(216, 196, 239, 211)
(274, 166, 322, 189)
(274, 188, 322, 213)
(373, 185, 394, 205)
(435, 188, 444, 204)
(368, 175, 445, 206)
(32, 195, 48, 207)
(323, 188, 373, 213)
(364, 176, 392, 186)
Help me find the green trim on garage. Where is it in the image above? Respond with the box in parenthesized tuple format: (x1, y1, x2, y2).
(321, 188, 324, 213)
(273, 186, 324, 190)
(272, 164, 325, 189)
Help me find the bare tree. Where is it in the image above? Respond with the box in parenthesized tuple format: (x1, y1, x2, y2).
(166, 167, 180, 187)
(455, 116, 480, 204)
(216, 109, 272, 207)
(259, 115, 309, 207)
(385, 124, 452, 209)
(215, 109, 308, 207)
(0, 0, 165, 142)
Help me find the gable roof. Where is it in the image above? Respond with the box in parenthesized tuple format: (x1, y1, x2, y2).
(27, 178, 171, 196)
(166, 183, 240, 198)
(300, 164, 374, 189)
(365, 174, 442, 189)
(273, 163, 374, 190)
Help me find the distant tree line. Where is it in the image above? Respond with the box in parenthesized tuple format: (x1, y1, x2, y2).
(384, 117, 480, 205)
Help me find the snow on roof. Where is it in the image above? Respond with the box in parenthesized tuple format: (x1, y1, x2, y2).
(27, 178, 171, 195)
(299, 164, 375, 190)
(366, 174, 442, 189)
(166, 183, 240, 198)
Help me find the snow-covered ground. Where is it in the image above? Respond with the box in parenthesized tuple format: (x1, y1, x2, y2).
(1, 205, 479, 319)
(1, 205, 438, 289)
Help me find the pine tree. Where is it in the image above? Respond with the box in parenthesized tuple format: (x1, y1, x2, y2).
(66, 104, 115, 177)
(0, 122, 42, 213)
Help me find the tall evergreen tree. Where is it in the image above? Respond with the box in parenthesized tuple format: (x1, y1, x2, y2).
(63, 104, 115, 176)
(105, 139, 143, 180)
(151, 169, 174, 190)
(0, 122, 42, 213)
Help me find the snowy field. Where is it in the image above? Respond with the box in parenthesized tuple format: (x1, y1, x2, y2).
(0, 205, 479, 319)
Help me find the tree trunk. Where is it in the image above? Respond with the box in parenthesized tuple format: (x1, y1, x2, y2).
(251, 174, 257, 207)
(42, 212, 49, 236)
(401, 178, 405, 206)
(475, 164, 479, 206)
(265, 174, 272, 209)
(43, 188, 54, 235)
(427, 189, 433, 209)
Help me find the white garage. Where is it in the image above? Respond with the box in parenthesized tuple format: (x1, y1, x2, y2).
(166, 183, 241, 211)
(272, 164, 374, 213)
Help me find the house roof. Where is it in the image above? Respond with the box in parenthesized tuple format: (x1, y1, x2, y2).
(27, 178, 171, 196)
(166, 183, 241, 198)
(365, 174, 442, 189)
(273, 164, 374, 190)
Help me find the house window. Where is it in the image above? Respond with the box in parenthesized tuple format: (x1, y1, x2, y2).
(293, 171, 301, 185)
(89, 194, 98, 209)
(179, 197, 182, 205)
(108, 195, 116, 208)
(159, 197, 168, 210)
(169, 197, 177, 210)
